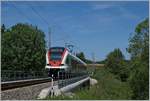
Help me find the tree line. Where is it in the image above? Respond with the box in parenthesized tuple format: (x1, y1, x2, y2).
(104, 18, 149, 99)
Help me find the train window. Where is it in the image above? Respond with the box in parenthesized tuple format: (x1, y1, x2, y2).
(66, 55, 71, 65)
(50, 52, 62, 60)
(66, 56, 69, 64)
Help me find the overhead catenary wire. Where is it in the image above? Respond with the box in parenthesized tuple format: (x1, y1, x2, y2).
(27, 4, 50, 26)
(11, 2, 33, 23)
(27, 3, 72, 48)
(38, 4, 85, 59)
(10, 2, 80, 52)
(27, 3, 52, 48)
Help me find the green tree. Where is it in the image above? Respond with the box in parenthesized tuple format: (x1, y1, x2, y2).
(105, 48, 129, 81)
(96, 59, 106, 64)
(127, 18, 149, 99)
(128, 18, 149, 62)
(76, 52, 93, 64)
(1, 24, 6, 33)
(1, 23, 46, 72)
(76, 52, 86, 61)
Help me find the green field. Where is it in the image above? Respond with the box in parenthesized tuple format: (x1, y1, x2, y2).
(45, 68, 133, 100)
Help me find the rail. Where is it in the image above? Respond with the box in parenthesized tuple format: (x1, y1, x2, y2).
(2, 70, 89, 91)
(1, 70, 48, 82)
(1, 77, 52, 91)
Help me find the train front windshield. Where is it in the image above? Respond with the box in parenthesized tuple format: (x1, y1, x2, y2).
(49, 47, 65, 61)
(50, 52, 62, 60)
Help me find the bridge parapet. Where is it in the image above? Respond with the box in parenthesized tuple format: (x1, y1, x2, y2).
(58, 74, 89, 88)
(38, 74, 90, 99)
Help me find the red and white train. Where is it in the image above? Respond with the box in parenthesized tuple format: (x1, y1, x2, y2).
(45, 47, 87, 77)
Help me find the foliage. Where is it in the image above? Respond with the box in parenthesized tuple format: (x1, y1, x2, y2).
(127, 18, 149, 99)
(85, 59, 93, 64)
(128, 60, 149, 99)
(75, 68, 132, 100)
(1, 23, 46, 72)
(1, 24, 5, 33)
(76, 52, 93, 64)
(105, 48, 129, 81)
(96, 59, 106, 64)
(76, 52, 86, 61)
(128, 18, 149, 61)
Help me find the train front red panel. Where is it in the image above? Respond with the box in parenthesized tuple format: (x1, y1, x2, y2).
(48, 48, 67, 67)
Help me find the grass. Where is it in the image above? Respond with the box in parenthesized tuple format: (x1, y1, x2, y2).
(45, 68, 133, 100)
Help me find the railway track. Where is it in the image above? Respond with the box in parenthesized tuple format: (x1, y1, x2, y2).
(1, 77, 52, 91)
(2, 73, 89, 91)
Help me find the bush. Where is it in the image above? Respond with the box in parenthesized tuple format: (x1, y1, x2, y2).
(105, 48, 129, 81)
(74, 68, 132, 100)
(128, 60, 149, 99)
(127, 18, 149, 99)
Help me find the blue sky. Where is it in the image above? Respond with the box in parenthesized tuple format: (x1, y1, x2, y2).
(1, 1, 149, 61)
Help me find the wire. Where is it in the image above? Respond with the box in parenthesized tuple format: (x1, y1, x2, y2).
(27, 3, 49, 26)
(27, 3, 53, 48)
(12, 2, 78, 51)
(11, 2, 33, 23)
(27, 3, 72, 47)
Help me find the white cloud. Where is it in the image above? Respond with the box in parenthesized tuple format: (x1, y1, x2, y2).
(118, 7, 139, 20)
(90, 2, 139, 20)
(91, 4, 114, 10)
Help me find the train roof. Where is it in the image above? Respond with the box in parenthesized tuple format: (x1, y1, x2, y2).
(49, 47, 65, 50)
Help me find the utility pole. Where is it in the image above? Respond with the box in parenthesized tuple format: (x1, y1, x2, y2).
(91, 52, 96, 75)
(48, 27, 51, 49)
(92, 52, 95, 64)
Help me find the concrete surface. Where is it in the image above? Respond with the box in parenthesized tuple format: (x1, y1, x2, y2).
(90, 78, 98, 86)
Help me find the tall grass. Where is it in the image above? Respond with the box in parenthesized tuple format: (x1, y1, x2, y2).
(73, 68, 132, 100)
